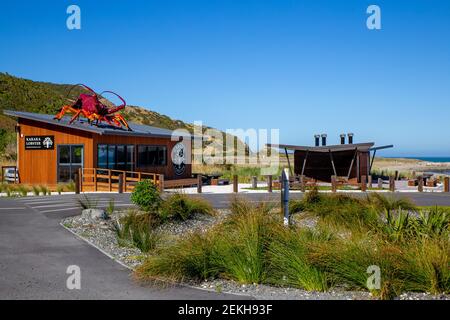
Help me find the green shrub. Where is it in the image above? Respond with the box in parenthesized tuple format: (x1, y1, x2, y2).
(414, 207, 449, 238)
(130, 179, 162, 212)
(160, 193, 214, 221)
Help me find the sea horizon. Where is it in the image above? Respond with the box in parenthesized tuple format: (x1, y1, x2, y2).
(387, 156, 450, 163)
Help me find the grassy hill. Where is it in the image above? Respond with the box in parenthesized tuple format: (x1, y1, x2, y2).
(0, 73, 246, 162)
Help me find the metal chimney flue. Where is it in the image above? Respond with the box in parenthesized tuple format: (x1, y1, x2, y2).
(348, 133, 354, 144)
(340, 134, 346, 145)
(314, 134, 320, 147)
(321, 134, 327, 146)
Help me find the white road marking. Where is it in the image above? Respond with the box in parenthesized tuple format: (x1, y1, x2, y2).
(39, 203, 134, 213)
(0, 207, 27, 210)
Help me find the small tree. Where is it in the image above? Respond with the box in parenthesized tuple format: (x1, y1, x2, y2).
(130, 179, 162, 212)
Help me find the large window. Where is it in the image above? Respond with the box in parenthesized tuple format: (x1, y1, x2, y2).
(137, 145, 167, 167)
(97, 144, 135, 171)
(58, 145, 83, 182)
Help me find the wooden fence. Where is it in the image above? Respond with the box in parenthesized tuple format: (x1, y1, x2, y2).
(79, 168, 163, 193)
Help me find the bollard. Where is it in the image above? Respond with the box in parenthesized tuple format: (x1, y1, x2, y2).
(331, 175, 337, 193)
(389, 176, 395, 192)
(252, 176, 257, 189)
(300, 175, 305, 192)
(281, 170, 290, 226)
(233, 175, 238, 193)
(445, 177, 450, 193)
(378, 178, 383, 189)
(418, 175, 424, 192)
(267, 175, 273, 193)
(197, 175, 202, 193)
(361, 175, 367, 192)
(118, 174, 123, 193)
(74, 172, 80, 194)
(368, 176, 372, 188)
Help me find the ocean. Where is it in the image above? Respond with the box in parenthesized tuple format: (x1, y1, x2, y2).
(401, 157, 450, 163)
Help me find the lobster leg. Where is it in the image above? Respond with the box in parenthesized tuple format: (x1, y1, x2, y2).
(54, 105, 79, 120)
(68, 109, 83, 124)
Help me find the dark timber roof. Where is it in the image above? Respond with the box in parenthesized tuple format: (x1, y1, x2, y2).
(4, 110, 193, 139)
(266, 142, 376, 152)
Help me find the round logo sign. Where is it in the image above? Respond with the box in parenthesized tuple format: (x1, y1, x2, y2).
(171, 142, 186, 176)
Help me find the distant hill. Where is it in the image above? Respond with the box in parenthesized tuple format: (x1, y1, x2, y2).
(0, 73, 246, 161)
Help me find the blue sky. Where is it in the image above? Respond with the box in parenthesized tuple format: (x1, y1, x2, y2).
(1, 0, 449, 156)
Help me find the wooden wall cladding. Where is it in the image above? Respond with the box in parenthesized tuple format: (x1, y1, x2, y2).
(18, 119, 94, 185)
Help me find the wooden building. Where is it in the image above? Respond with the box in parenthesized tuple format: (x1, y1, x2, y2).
(4, 110, 193, 186)
(269, 135, 392, 183)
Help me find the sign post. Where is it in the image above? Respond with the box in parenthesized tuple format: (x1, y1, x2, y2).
(281, 169, 290, 226)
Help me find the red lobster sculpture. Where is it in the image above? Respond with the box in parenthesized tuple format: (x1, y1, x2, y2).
(54, 84, 131, 131)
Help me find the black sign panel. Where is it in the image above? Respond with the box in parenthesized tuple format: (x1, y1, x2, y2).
(25, 136, 55, 150)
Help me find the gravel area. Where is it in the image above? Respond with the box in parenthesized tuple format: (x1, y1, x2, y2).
(62, 210, 449, 300)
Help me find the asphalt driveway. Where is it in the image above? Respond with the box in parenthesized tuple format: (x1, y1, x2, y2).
(0, 197, 245, 300)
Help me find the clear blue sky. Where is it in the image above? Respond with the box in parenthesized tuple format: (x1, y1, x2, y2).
(1, 0, 449, 156)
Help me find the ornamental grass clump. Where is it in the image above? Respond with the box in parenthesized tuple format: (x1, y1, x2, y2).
(267, 226, 331, 291)
(113, 210, 161, 253)
(160, 193, 215, 221)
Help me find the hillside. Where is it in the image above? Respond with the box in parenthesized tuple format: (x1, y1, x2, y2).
(0, 73, 246, 161)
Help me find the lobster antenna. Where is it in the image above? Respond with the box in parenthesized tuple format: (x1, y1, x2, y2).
(64, 83, 97, 101)
(98, 90, 126, 108)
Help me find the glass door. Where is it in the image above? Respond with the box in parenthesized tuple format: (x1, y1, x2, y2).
(57, 145, 84, 182)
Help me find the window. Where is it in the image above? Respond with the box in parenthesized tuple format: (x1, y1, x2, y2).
(97, 144, 135, 171)
(57, 145, 83, 182)
(137, 145, 167, 167)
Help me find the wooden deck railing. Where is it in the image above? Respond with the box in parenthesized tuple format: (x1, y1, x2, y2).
(79, 168, 163, 193)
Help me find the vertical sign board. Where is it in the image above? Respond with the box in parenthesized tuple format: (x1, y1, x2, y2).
(25, 136, 55, 150)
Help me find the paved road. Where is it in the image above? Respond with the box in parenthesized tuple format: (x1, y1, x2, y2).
(0, 196, 246, 299)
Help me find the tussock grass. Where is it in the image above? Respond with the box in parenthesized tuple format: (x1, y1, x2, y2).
(135, 192, 449, 298)
(113, 210, 161, 253)
(160, 193, 215, 221)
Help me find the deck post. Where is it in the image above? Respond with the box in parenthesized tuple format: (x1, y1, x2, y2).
(444, 177, 449, 192)
(378, 178, 383, 189)
(368, 175, 372, 188)
(75, 169, 80, 194)
(267, 175, 273, 193)
(389, 176, 395, 192)
(108, 169, 112, 192)
(361, 175, 367, 192)
(300, 175, 306, 192)
(418, 175, 424, 192)
(394, 170, 399, 180)
(94, 169, 97, 192)
(233, 175, 238, 193)
(331, 175, 337, 193)
(118, 174, 124, 194)
(197, 175, 202, 193)
(159, 174, 164, 193)
(252, 176, 257, 189)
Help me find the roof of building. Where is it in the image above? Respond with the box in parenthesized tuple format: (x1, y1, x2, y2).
(3, 110, 194, 139)
(266, 142, 376, 153)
